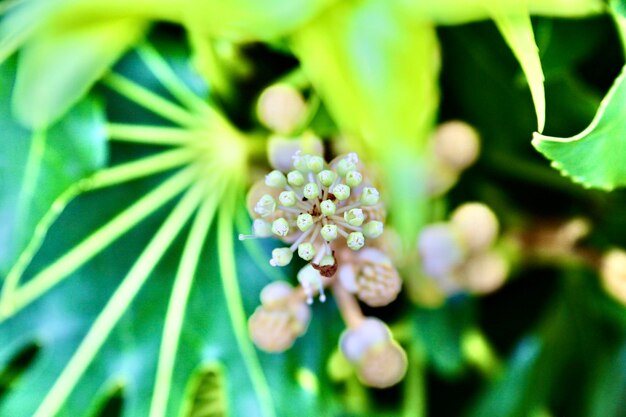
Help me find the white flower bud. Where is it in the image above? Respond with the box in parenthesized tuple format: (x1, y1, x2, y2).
(297, 213, 314, 232)
(307, 155, 325, 173)
(254, 194, 276, 217)
(303, 183, 319, 200)
(279, 190, 297, 207)
(360, 187, 380, 206)
(270, 248, 293, 266)
(450, 202, 499, 253)
(265, 170, 287, 188)
(331, 184, 351, 201)
(337, 153, 359, 176)
(298, 242, 316, 261)
(252, 219, 272, 237)
(287, 170, 305, 186)
(260, 281, 293, 306)
(256, 84, 306, 134)
(292, 152, 310, 171)
(363, 221, 383, 238)
(320, 200, 336, 216)
(321, 224, 338, 241)
(271, 218, 290, 237)
(347, 232, 365, 251)
(344, 209, 365, 227)
(318, 170, 336, 187)
(345, 171, 363, 187)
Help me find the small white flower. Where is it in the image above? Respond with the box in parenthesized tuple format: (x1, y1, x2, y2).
(270, 248, 293, 266)
(254, 194, 277, 217)
(287, 170, 305, 186)
(360, 187, 379, 206)
(347, 232, 365, 251)
(272, 218, 290, 237)
(265, 170, 287, 188)
(363, 221, 383, 238)
(321, 224, 338, 241)
(331, 184, 351, 201)
(279, 190, 297, 207)
(303, 182, 320, 200)
(320, 200, 336, 216)
(344, 209, 365, 227)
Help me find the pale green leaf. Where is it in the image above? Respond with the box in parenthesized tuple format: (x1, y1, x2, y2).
(485, 0, 545, 132)
(183, 0, 334, 41)
(532, 65, 626, 190)
(12, 17, 147, 128)
(291, 0, 440, 244)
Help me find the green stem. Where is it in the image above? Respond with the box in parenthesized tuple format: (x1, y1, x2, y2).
(86, 148, 197, 190)
(102, 73, 204, 128)
(31, 180, 205, 417)
(106, 123, 200, 146)
(217, 189, 276, 417)
(149, 180, 223, 417)
(16, 129, 46, 229)
(402, 340, 426, 417)
(0, 167, 197, 320)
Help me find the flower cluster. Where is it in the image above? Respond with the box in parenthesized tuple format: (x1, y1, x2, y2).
(417, 202, 509, 295)
(242, 141, 404, 387)
(242, 150, 390, 303)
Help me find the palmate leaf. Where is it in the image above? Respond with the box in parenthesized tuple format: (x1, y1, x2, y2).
(0, 44, 345, 417)
(0, 56, 107, 282)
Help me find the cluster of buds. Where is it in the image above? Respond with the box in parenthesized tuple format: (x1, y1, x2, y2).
(417, 202, 509, 295)
(426, 120, 481, 197)
(242, 141, 405, 387)
(242, 151, 389, 303)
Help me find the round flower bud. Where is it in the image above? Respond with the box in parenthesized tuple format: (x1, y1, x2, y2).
(456, 251, 508, 294)
(600, 249, 626, 305)
(303, 183, 319, 200)
(318, 170, 337, 187)
(345, 171, 363, 187)
(337, 153, 359, 176)
(339, 317, 390, 362)
(357, 340, 408, 389)
(433, 120, 480, 171)
(307, 155, 325, 173)
(292, 152, 310, 171)
(361, 187, 380, 206)
(252, 219, 272, 237)
(271, 218, 290, 237)
(254, 194, 276, 217)
(256, 84, 307, 134)
(248, 301, 311, 352)
(260, 281, 293, 307)
(298, 242, 316, 261)
(352, 248, 402, 307)
(331, 184, 351, 201)
(418, 223, 466, 278)
(297, 213, 314, 232)
(344, 209, 365, 227)
(450, 202, 499, 253)
(320, 200, 336, 216)
(287, 170, 305, 186)
(279, 190, 297, 207)
(363, 221, 383, 239)
(321, 224, 338, 241)
(298, 264, 325, 304)
(347, 232, 365, 251)
(265, 170, 287, 188)
(270, 248, 293, 267)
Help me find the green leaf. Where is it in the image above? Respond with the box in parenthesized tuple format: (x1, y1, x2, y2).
(485, 0, 545, 132)
(12, 16, 147, 128)
(0, 44, 346, 417)
(183, 0, 334, 41)
(532, 65, 626, 190)
(291, 0, 440, 244)
(0, 57, 107, 278)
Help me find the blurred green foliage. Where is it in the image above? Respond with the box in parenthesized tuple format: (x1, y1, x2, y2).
(1, 1, 626, 417)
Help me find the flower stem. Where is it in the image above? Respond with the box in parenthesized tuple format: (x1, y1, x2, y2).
(332, 282, 364, 329)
